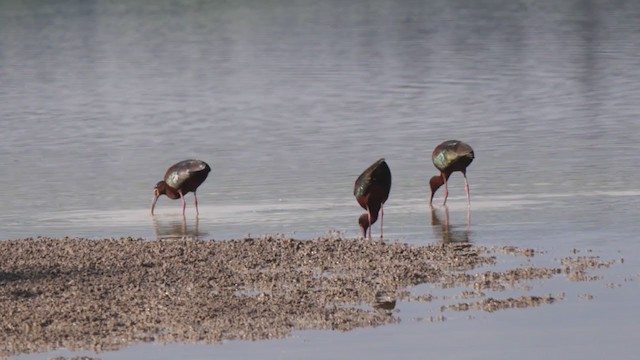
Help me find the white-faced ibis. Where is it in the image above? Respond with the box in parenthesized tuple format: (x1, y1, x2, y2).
(354, 158, 392, 239)
(151, 159, 211, 215)
(429, 140, 474, 206)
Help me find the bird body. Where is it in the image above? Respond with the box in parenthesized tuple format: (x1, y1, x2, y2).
(354, 158, 391, 239)
(151, 159, 211, 215)
(429, 140, 474, 206)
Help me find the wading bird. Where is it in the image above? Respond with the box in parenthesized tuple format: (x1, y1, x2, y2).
(429, 140, 474, 206)
(354, 158, 392, 239)
(151, 159, 211, 215)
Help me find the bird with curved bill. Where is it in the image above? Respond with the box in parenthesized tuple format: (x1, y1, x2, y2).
(429, 140, 474, 206)
(354, 158, 392, 240)
(151, 159, 211, 215)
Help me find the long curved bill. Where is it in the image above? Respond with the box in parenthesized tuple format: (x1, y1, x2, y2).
(151, 191, 160, 215)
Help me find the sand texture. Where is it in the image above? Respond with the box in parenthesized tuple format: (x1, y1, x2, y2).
(0, 236, 615, 357)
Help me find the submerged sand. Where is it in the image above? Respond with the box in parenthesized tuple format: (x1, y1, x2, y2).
(0, 236, 616, 357)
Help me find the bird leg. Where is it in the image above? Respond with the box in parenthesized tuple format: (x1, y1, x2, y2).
(194, 190, 199, 215)
(463, 170, 471, 205)
(195, 216, 200, 239)
(466, 205, 471, 232)
(367, 208, 372, 240)
(181, 214, 187, 238)
(380, 205, 384, 240)
(442, 173, 449, 206)
(179, 189, 186, 215)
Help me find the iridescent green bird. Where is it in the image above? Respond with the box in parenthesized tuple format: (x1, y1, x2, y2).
(354, 158, 392, 239)
(429, 140, 474, 206)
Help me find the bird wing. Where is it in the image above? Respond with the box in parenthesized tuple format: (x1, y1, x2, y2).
(354, 159, 391, 198)
(432, 141, 473, 171)
(354, 175, 371, 197)
(432, 147, 460, 171)
(164, 160, 209, 189)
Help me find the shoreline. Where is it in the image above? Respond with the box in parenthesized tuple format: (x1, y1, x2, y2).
(0, 236, 617, 357)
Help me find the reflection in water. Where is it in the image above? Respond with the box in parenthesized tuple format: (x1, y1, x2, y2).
(152, 216, 201, 240)
(430, 206, 470, 244)
(373, 290, 397, 314)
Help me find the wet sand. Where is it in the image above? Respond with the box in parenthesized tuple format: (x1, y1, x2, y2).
(0, 236, 616, 358)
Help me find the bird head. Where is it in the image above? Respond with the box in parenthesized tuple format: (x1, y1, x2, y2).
(429, 175, 445, 205)
(151, 181, 168, 215)
(358, 213, 370, 238)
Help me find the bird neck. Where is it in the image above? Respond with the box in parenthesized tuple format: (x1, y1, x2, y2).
(430, 173, 449, 190)
(359, 209, 380, 233)
(165, 187, 181, 199)
(157, 182, 181, 199)
(429, 173, 450, 201)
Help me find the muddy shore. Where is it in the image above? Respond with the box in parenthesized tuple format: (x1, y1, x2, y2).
(0, 236, 616, 357)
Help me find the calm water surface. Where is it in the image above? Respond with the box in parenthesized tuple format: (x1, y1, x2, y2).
(1, 0, 640, 359)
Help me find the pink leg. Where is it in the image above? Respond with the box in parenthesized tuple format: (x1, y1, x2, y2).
(194, 191, 199, 215)
(442, 174, 449, 206)
(179, 190, 186, 215)
(463, 171, 471, 205)
(194, 216, 200, 239)
(380, 205, 384, 240)
(367, 209, 372, 240)
(466, 205, 471, 231)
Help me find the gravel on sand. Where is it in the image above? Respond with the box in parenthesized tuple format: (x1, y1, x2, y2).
(0, 236, 616, 357)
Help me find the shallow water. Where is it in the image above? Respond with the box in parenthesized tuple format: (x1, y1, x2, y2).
(2, 0, 640, 359)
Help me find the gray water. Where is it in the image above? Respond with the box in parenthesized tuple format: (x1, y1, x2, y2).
(2, 0, 640, 359)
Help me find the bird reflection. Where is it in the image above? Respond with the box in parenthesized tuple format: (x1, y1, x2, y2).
(430, 206, 471, 244)
(152, 215, 201, 240)
(373, 290, 397, 314)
